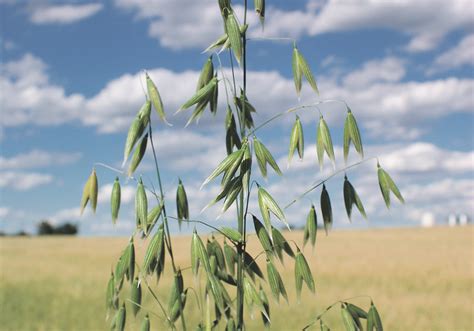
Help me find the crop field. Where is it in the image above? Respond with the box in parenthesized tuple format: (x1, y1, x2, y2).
(0, 226, 472, 331)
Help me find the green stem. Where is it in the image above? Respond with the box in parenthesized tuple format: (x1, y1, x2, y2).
(167, 216, 237, 242)
(148, 123, 187, 331)
(248, 99, 349, 137)
(285, 157, 376, 209)
(301, 295, 373, 330)
(236, 1, 248, 330)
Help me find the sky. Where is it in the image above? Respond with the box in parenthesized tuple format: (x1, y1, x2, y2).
(0, 0, 473, 236)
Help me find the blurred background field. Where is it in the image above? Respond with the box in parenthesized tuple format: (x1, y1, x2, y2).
(1, 226, 472, 331)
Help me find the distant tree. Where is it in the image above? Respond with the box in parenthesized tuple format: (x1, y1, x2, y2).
(54, 223, 78, 235)
(37, 220, 78, 236)
(38, 220, 54, 235)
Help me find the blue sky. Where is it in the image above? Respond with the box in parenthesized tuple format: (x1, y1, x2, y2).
(0, 0, 473, 235)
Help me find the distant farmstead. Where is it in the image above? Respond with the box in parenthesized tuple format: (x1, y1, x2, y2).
(448, 213, 471, 227)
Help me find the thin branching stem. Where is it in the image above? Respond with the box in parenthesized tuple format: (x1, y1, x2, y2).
(302, 295, 373, 330)
(93, 162, 161, 201)
(285, 157, 377, 209)
(148, 123, 187, 331)
(247, 37, 296, 43)
(167, 215, 234, 240)
(248, 98, 348, 136)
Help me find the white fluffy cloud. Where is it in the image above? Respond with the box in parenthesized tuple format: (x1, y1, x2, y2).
(2, 53, 473, 141)
(114, 0, 473, 53)
(97, 183, 136, 205)
(0, 207, 9, 218)
(0, 150, 81, 170)
(0, 53, 85, 127)
(0, 171, 53, 190)
(113, 0, 224, 49)
(343, 57, 406, 87)
(29, 3, 103, 25)
(429, 34, 474, 74)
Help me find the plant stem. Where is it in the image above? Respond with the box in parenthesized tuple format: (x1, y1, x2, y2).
(236, 1, 248, 329)
(148, 123, 187, 331)
(248, 99, 349, 136)
(285, 157, 376, 209)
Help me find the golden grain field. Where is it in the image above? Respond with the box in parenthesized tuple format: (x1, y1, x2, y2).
(0, 226, 472, 331)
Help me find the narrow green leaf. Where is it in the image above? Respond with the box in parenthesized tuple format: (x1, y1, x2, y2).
(224, 240, 237, 276)
(266, 259, 287, 303)
(320, 320, 330, 331)
(135, 178, 148, 233)
(219, 227, 240, 243)
(224, 10, 242, 64)
(243, 251, 264, 280)
(304, 204, 317, 248)
(208, 238, 226, 271)
(123, 110, 147, 166)
(341, 304, 357, 331)
(297, 48, 319, 95)
(194, 231, 211, 273)
(347, 303, 368, 319)
(254, 138, 268, 177)
(343, 112, 351, 164)
(197, 57, 214, 90)
(244, 277, 269, 321)
(288, 115, 304, 163)
(218, 0, 231, 15)
(292, 46, 302, 96)
(140, 314, 150, 331)
(272, 226, 294, 260)
(80, 168, 98, 215)
(146, 203, 163, 234)
(130, 278, 142, 316)
(142, 225, 164, 274)
(258, 186, 288, 231)
(346, 303, 365, 330)
(221, 142, 247, 187)
(254, 137, 281, 177)
(296, 250, 315, 293)
(253, 215, 273, 254)
(346, 108, 363, 160)
(317, 116, 335, 170)
(89, 168, 98, 213)
(179, 77, 217, 112)
(111, 177, 121, 224)
(106, 272, 115, 310)
(146, 74, 167, 124)
(204, 33, 228, 53)
(377, 163, 404, 208)
(367, 302, 383, 331)
(176, 179, 189, 228)
(221, 178, 242, 213)
(241, 143, 252, 195)
(128, 133, 148, 176)
(344, 176, 367, 220)
(254, 0, 265, 26)
(116, 304, 126, 331)
(127, 240, 135, 282)
(210, 74, 219, 115)
(201, 148, 243, 188)
(372, 302, 383, 331)
(259, 285, 271, 328)
(80, 171, 92, 215)
(321, 184, 332, 235)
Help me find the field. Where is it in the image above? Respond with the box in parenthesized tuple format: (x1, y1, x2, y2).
(1, 226, 472, 330)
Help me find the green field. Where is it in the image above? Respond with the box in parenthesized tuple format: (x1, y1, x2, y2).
(1, 226, 472, 330)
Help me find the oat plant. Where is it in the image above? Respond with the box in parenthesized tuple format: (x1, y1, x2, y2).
(81, 1, 403, 330)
